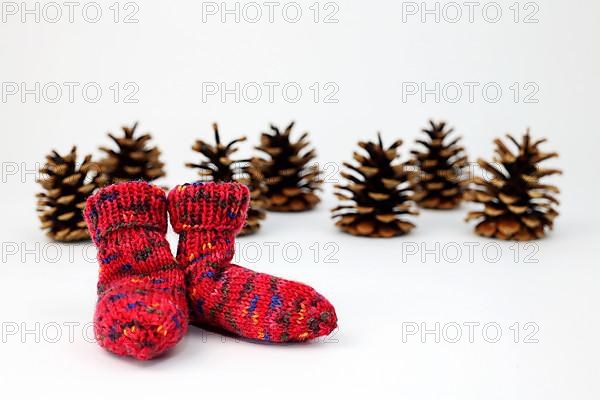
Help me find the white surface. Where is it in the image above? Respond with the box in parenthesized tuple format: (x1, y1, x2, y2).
(1, 0, 599, 399)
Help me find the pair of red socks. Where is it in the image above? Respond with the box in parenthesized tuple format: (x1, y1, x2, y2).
(84, 181, 337, 360)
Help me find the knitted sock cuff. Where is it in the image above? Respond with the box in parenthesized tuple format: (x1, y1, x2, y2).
(85, 181, 167, 244)
(168, 181, 250, 234)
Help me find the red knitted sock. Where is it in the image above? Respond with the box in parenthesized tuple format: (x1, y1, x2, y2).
(168, 182, 337, 343)
(85, 181, 188, 360)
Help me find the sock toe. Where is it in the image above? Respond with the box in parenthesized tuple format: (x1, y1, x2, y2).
(94, 281, 188, 360)
(305, 295, 338, 340)
(284, 286, 338, 342)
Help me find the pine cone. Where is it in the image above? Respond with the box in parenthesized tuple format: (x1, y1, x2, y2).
(465, 129, 561, 240)
(332, 133, 418, 237)
(36, 147, 107, 242)
(409, 120, 469, 209)
(99, 122, 165, 184)
(254, 122, 321, 212)
(186, 123, 268, 235)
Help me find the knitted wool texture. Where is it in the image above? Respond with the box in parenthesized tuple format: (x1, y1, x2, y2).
(85, 181, 188, 360)
(168, 181, 337, 342)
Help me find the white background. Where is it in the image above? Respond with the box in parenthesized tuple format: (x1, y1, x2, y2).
(1, 0, 599, 399)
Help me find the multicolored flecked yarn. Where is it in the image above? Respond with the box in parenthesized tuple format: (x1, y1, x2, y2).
(85, 181, 188, 360)
(168, 181, 337, 342)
